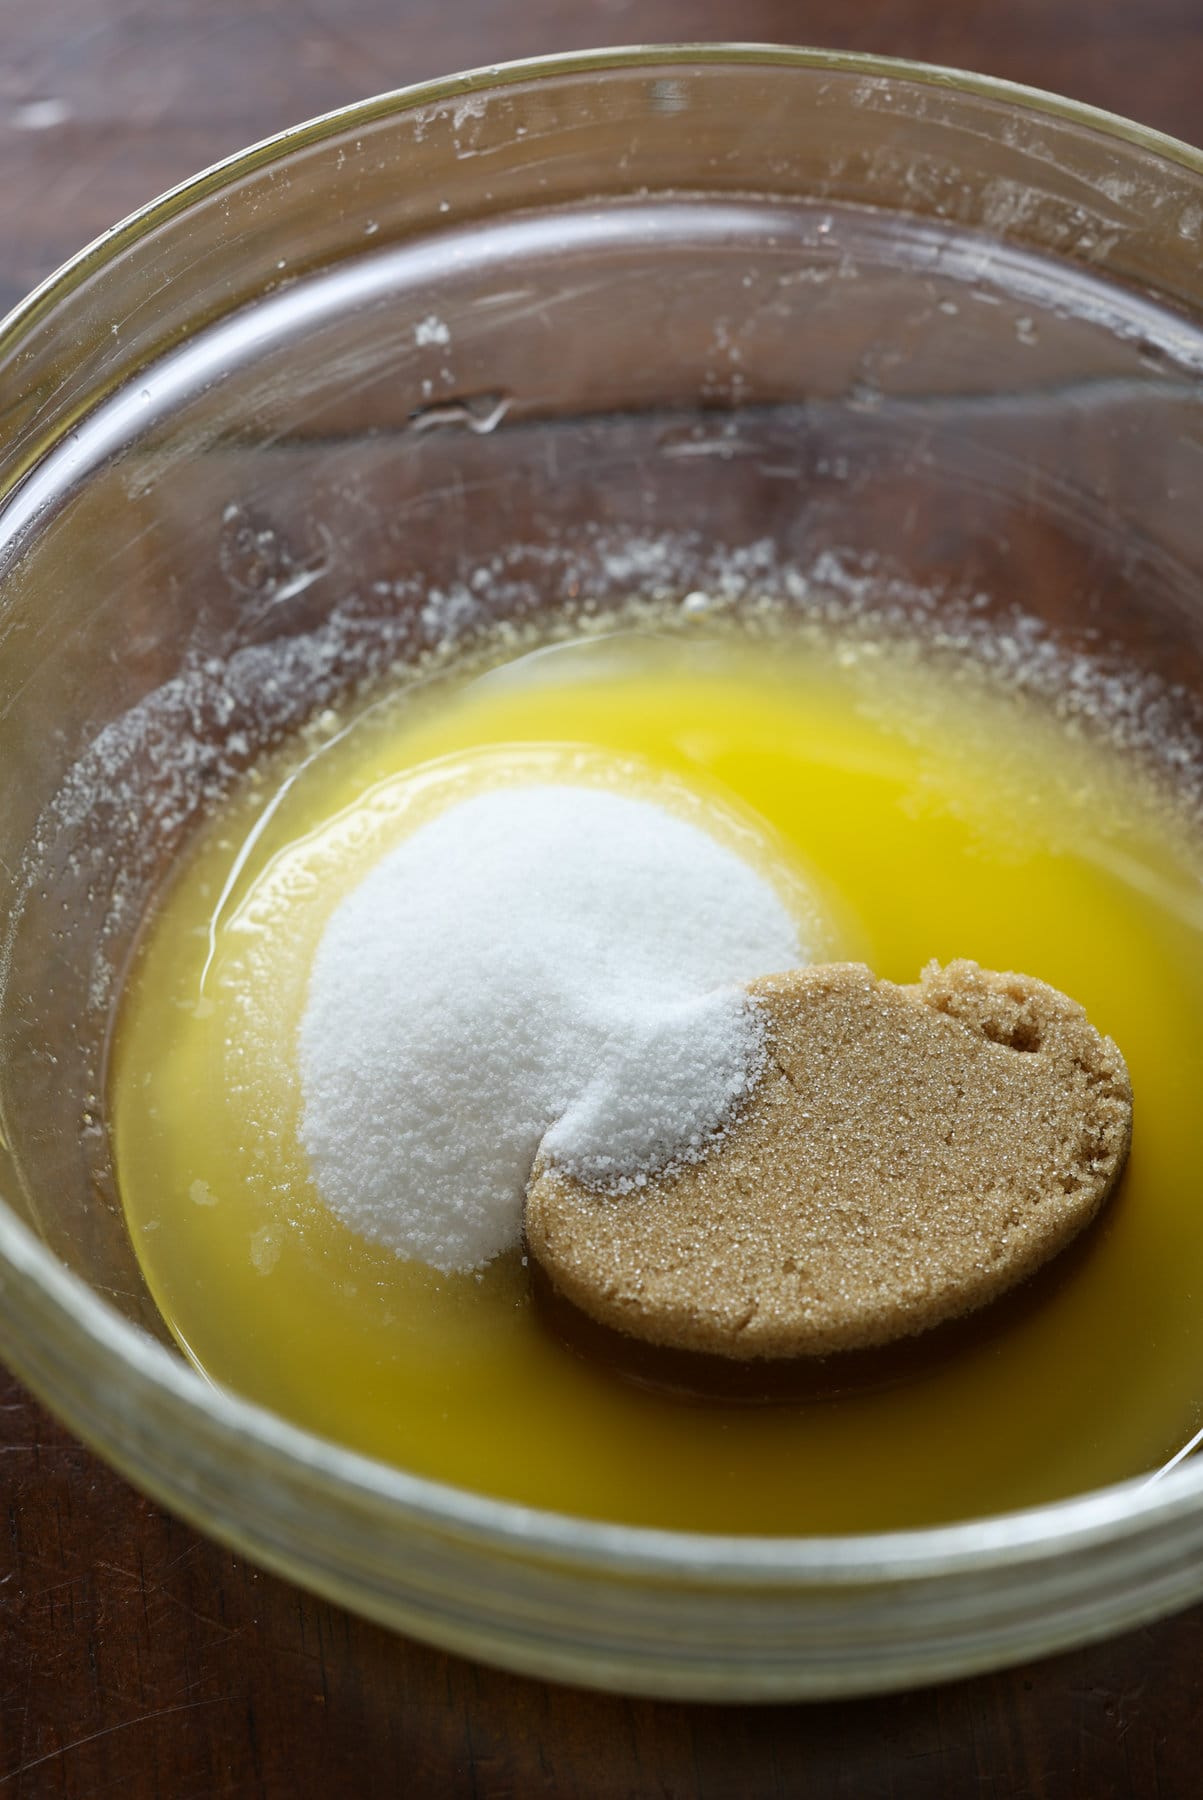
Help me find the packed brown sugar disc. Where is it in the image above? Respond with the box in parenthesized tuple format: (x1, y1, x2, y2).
(524, 960, 1133, 1360)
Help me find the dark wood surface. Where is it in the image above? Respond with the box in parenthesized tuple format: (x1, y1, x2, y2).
(2, 3, 1202, 1794)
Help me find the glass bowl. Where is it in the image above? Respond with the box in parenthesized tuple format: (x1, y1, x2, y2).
(2, 45, 1203, 1701)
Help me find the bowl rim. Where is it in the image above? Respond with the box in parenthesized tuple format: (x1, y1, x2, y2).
(2, 40, 1203, 1582)
(5, 1194, 1203, 1579)
(2, 39, 1202, 389)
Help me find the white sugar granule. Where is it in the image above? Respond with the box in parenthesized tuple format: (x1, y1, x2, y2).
(298, 785, 805, 1272)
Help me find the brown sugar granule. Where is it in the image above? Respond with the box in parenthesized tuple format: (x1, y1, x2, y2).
(523, 960, 1133, 1359)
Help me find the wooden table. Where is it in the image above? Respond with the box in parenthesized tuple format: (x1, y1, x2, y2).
(2, 3, 1201, 1793)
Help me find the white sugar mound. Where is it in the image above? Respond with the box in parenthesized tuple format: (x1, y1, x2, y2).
(298, 785, 804, 1271)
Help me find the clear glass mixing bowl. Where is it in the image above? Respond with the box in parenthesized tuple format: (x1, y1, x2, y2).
(1, 45, 1203, 1700)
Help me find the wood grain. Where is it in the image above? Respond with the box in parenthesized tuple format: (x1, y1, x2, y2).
(2, 2, 1203, 1795)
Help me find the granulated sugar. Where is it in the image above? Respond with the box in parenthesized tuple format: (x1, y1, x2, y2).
(298, 784, 805, 1271)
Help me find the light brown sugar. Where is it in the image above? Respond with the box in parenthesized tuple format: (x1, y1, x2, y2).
(525, 961, 1133, 1359)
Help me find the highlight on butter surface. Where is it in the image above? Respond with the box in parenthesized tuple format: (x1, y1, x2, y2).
(110, 620, 1203, 1535)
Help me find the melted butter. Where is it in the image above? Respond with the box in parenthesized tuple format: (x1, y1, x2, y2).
(110, 626, 1203, 1532)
